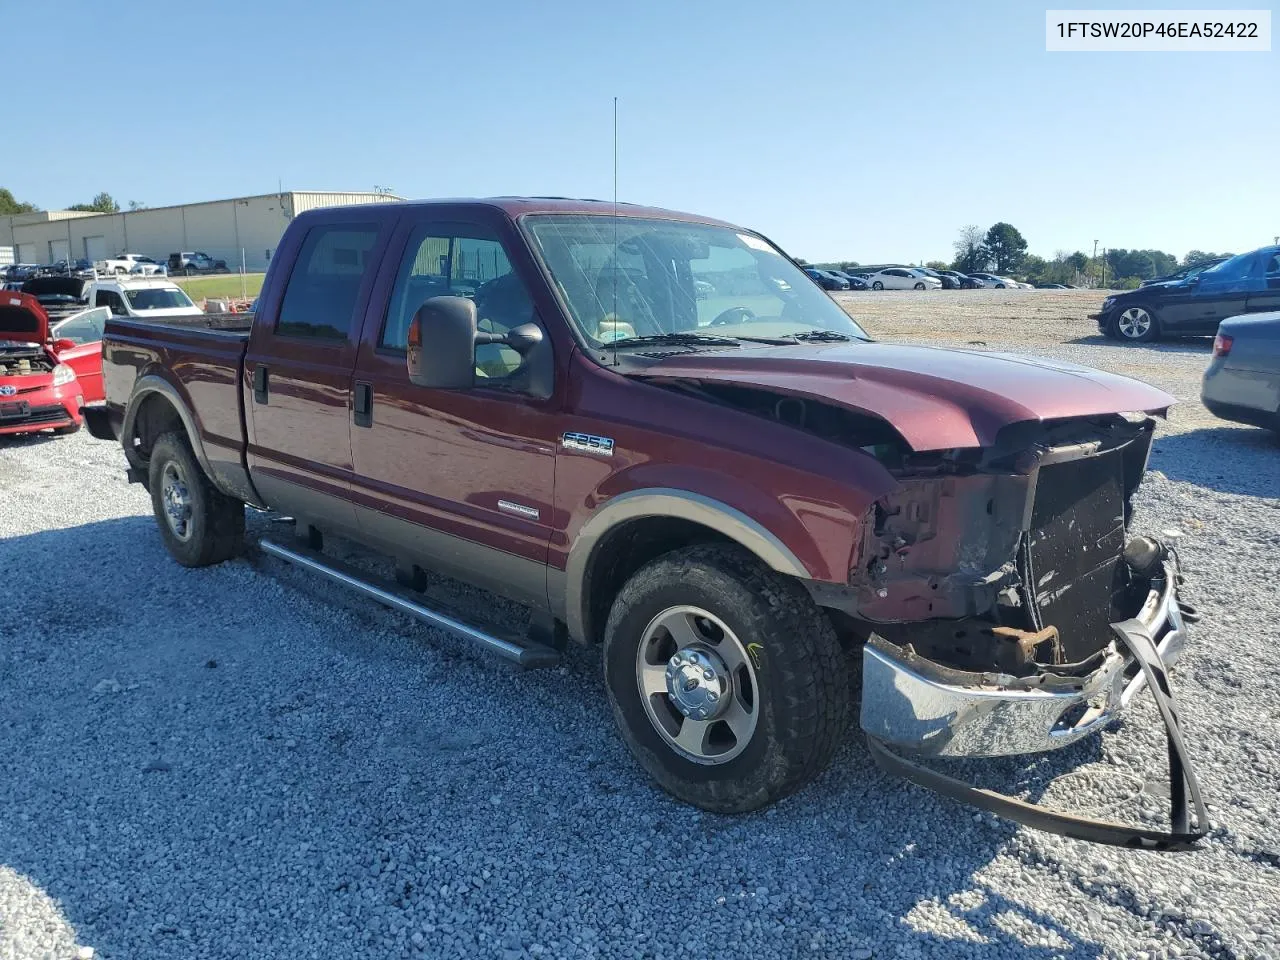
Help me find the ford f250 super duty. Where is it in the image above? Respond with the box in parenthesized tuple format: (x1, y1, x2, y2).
(91, 197, 1208, 848)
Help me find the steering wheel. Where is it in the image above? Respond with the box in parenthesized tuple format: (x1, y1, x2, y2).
(710, 306, 757, 326)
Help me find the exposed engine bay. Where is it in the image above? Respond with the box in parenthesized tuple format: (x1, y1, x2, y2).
(0, 345, 56, 377)
(847, 413, 1162, 677)
(667, 379, 1167, 683)
(678, 384, 1208, 848)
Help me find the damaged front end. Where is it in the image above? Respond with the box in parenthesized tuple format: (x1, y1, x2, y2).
(844, 414, 1209, 849)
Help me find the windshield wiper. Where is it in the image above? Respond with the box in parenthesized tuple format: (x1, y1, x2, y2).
(609, 332, 743, 348)
(787, 329, 856, 342)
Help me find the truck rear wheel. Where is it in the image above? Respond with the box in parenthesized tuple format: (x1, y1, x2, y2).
(602, 544, 851, 813)
(148, 431, 245, 567)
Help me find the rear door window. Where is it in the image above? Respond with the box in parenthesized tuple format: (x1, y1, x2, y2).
(275, 224, 380, 340)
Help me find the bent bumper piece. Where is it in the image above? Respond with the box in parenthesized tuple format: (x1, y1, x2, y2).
(861, 558, 1209, 849)
(861, 560, 1188, 758)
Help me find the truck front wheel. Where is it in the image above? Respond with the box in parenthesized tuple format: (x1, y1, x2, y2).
(148, 431, 245, 567)
(602, 544, 851, 813)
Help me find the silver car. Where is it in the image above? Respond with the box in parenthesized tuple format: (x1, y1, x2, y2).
(1201, 311, 1280, 433)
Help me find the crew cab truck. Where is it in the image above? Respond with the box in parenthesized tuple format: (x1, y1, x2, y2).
(92, 198, 1208, 848)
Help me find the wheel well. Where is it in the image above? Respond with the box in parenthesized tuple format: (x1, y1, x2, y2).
(128, 392, 185, 468)
(581, 517, 731, 644)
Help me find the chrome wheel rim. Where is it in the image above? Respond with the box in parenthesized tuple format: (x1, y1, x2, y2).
(1117, 307, 1151, 339)
(872, 282, 883, 290)
(635, 605, 759, 765)
(160, 461, 193, 541)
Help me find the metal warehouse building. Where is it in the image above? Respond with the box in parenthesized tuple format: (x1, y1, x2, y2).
(0, 191, 401, 272)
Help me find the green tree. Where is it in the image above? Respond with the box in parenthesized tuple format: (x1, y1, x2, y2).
(1020, 254, 1048, 283)
(1067, 251, 1088, 274)
(0, 188, 39, 215)
(924, 260, 949, 271)
(68, 192, 120, 214)
(952, 224, 987, 273)
(1183, 249, 1230, 267)
(1104, 248, 1177, 282)
(980, 222, 1028, 274)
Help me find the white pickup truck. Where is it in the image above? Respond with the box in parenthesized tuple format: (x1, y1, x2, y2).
(94, 253, 166, 276)
(85, 277, 203, 319)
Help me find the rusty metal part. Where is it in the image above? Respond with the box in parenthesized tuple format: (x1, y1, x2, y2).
(991, 624, 1064, 665)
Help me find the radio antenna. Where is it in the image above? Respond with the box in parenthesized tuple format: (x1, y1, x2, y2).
(611, 95, 619, 367)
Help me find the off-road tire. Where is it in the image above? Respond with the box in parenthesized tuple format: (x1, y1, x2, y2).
(148, 431, 244, 567)
(602, 544, 851, 813)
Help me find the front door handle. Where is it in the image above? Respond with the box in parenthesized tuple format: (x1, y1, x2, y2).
(253, 364, 269, 404)
(353, 381, 373, 428)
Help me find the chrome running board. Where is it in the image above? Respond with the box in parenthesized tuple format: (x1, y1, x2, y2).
(257, 538, 560, 669)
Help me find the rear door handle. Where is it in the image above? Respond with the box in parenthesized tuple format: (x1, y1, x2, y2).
(353, 381, 373, 428)
(253, 364, 269, 404)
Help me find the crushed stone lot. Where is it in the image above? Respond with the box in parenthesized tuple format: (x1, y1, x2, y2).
(2, 289, 1279, 959)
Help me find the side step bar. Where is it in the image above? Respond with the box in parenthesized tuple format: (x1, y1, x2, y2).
(257, 538, 561, 669)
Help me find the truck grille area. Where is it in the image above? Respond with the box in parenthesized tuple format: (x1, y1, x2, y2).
(1024, 449, 1128, 662)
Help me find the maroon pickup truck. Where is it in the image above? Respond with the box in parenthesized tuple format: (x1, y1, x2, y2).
(91, 197, 1207, 848)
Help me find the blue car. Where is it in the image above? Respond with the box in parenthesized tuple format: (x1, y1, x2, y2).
(803, 268, 850, 291)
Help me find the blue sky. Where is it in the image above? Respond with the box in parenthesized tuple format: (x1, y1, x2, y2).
(7, 1, 1276, 263)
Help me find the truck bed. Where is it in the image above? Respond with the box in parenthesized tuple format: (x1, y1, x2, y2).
(114, 312, 254, 335)
(100, 312, 256, 504)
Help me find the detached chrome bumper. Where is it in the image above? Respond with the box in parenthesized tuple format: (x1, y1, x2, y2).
(861, 560, 1189, 758)
(861, 556, 1210, 850)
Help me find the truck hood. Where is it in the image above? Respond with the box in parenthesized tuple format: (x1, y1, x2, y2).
(0, 292, 49, 345)
(634, 341, 1174, 451)
(132, 307, 205, 319)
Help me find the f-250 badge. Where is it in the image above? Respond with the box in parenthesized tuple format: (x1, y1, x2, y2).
(561, 432, 614, 457)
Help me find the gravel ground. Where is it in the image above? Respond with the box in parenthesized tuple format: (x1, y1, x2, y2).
(2, 289, 1278, 959)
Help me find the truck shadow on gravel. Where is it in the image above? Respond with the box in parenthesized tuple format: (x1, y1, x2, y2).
(1150, 425, 1280, 496)
(0, 515, 1157, 960)
(1065, 335, 1214, 355)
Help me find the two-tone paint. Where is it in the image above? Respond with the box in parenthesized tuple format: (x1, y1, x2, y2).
(97, 197, 1174, 647)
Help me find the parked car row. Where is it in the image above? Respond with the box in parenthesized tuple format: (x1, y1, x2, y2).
(3, 249, 233, 284)
(803, 265, 1045, 292)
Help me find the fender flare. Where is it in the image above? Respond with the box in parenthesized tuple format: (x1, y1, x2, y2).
(121, 374, 214, 479)
(563, 488, 811, 644)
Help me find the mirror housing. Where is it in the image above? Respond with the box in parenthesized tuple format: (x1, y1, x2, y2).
(407, 296, 479, 389)
(406, 298, 554, 398)
(498, 322, 543, 354)
(52, 337, 77, 353)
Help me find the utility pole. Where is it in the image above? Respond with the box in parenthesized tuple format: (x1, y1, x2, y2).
(1092, 239, 1099, 289)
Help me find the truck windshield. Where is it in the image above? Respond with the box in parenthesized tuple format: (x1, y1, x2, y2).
(125, 288, 195, 310)
(522, 215, 869, 346)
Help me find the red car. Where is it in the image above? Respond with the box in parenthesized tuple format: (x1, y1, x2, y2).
(0, 292, 104, 437)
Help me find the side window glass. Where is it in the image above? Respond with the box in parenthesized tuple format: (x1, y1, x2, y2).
(381, 224, 539, 387)
(276, 224, 379, 340)
(1202, 252, 1256, 285)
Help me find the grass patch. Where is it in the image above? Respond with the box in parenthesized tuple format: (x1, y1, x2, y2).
(171, 273, 265, 301)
